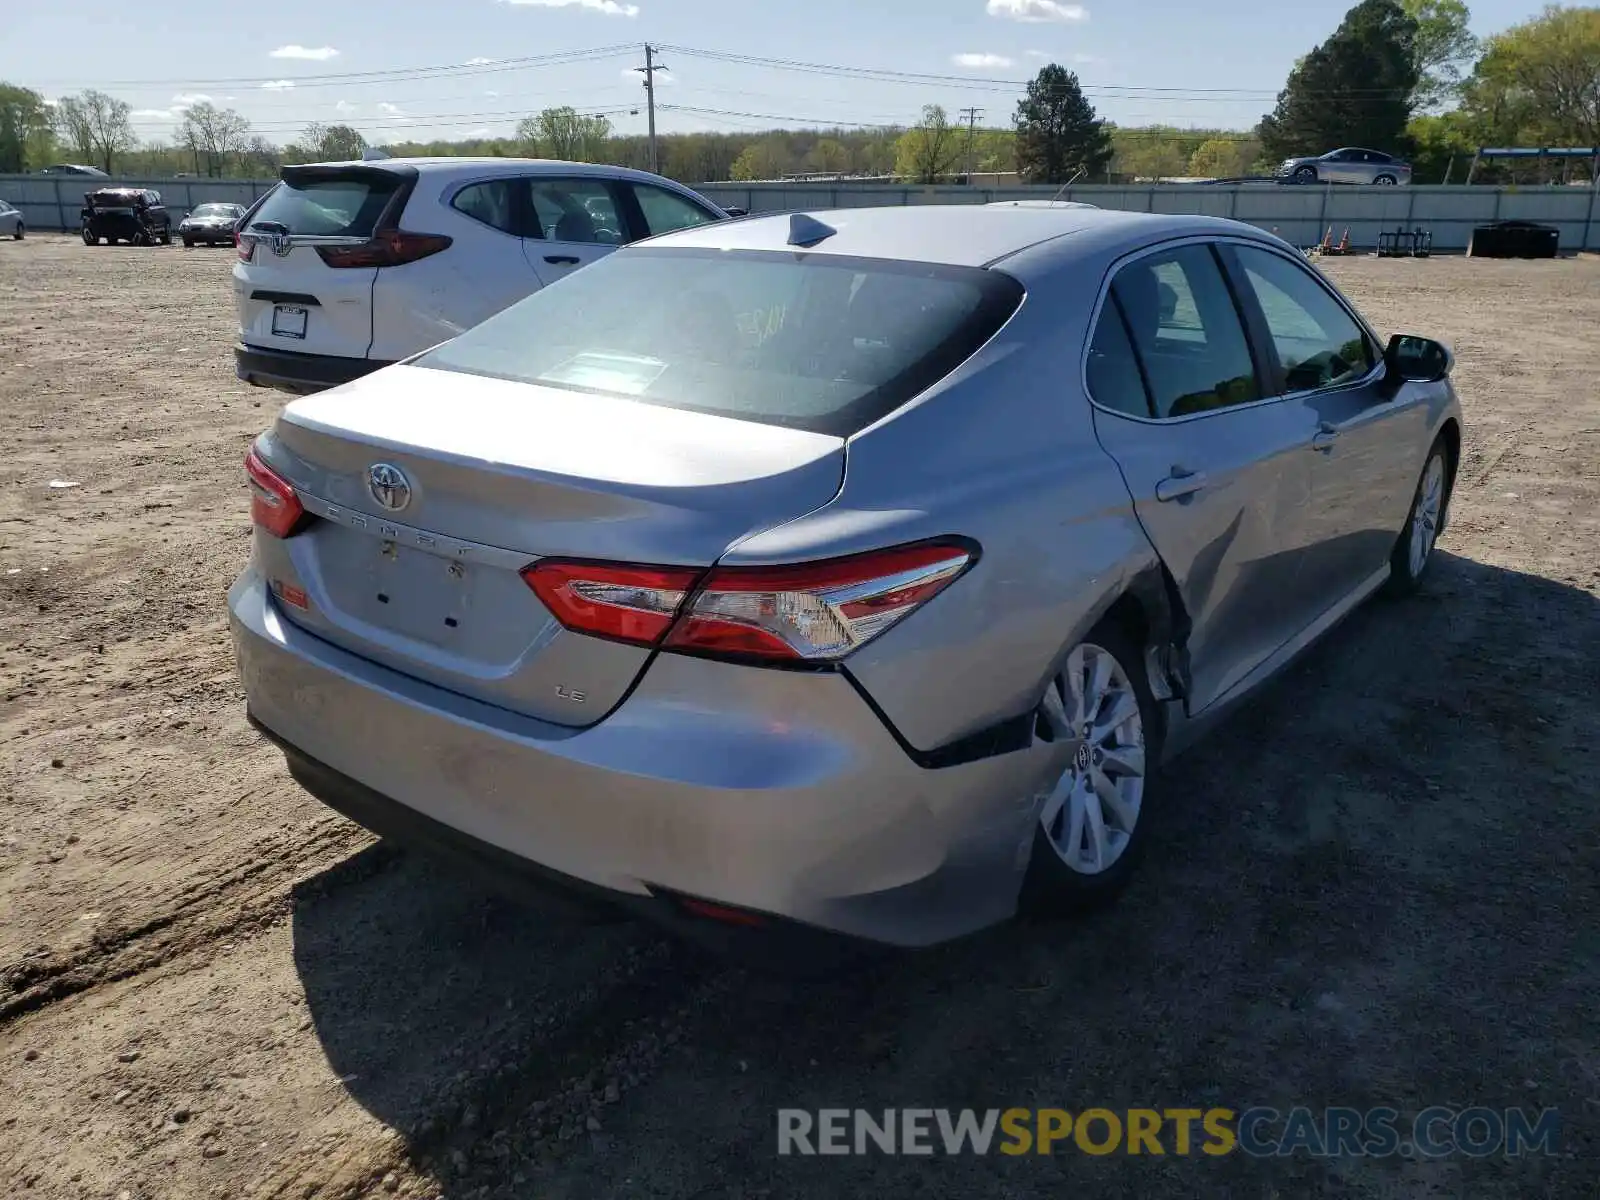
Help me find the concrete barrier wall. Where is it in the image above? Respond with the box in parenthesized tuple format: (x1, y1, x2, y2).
(693, 182, 1600, 252)
(4, 174, 1598, 252)
(0, 175, 277, 236)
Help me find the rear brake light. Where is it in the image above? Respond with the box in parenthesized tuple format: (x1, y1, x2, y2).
(245, 447, 305, 538)
(522, 560, 701, 647)
(666, 540, 974, 663)
(236, 231, 255, 262)
(316, 230, 452, 269)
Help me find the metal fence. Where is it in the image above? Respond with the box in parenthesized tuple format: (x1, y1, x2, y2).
(5, 173, 1600, 253)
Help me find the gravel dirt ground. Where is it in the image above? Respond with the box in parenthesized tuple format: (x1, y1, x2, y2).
(1, 236, 1597, 1199)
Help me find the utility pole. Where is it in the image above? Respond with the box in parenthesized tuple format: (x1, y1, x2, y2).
(633, 44, 667, 174)
(959, 106, 984, 184)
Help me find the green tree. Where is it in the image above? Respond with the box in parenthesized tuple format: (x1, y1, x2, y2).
(1406, 111, 1476, 181)
(178, 101, 252, 177)
(1258, 0, 1420, 161)
(895, 105, 963, 182)
(730, 137, 795, 181)
(1463, 5, 1600, 150)
(1402, 0, 1480, 109)
(522, 107, 611, 162)
(0, 84, 54, 173)
(1013, 65, 1113, 184)
(807, 137, 850, 175)
(296, 122, 367, 162)
(1188, 137, 1256, 178)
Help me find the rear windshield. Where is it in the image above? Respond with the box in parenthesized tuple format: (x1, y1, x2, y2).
(415, 248, 1024, 436)
(192, 204, 237, 218)
(90, 192, 140, 206)
(250, 171, 403, 236)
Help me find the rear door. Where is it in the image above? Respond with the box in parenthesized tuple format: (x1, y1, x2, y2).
(522, 176, 625, 285)
(234, 164, 414, 361)
(1088, 242, 1321, 714)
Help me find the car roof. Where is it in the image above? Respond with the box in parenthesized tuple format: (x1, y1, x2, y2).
(295, 156, 699, 189)
(640, 204, 1272, 270)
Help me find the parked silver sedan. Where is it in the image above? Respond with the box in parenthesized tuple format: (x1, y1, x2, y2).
(230, 205, 1460, 957)
(0, 199, 23, 239)
(1278, 147, 1413, 185)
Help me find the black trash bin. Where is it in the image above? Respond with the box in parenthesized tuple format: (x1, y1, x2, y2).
(1468, 219, 1560, 258)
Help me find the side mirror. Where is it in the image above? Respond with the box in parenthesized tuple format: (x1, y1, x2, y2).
(1384, 333, 1453, 383)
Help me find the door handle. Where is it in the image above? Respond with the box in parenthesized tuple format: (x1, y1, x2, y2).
(1311, 422, 1340, 452)
(1154, 469, 1208, 503)
(544, 254, 580, 265)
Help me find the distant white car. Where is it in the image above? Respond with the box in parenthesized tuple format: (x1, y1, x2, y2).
(232, 158, 731, 394)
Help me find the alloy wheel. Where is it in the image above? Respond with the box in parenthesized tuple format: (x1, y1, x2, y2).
(1409, 454, 1445, 577)
(1035, 642, 1147, 876)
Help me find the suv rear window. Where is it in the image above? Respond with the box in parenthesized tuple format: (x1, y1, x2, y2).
(250, 168, 405, 237)
(415, 248, 1025, 437)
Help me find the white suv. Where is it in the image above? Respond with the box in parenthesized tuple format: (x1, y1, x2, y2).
(232, 158, 731, 394)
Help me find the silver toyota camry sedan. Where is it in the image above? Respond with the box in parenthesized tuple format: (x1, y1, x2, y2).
(231, 205, 1460, 955)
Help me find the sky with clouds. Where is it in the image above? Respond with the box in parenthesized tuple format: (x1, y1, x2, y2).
(2, 0, 1544, 145)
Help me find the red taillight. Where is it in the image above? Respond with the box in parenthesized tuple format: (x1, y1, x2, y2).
(316, 230, 452, 269)
(522, 541, 974, 663)
(236, 230, 255, 262)
(664, 541, 974, 663)
(522, 560, 702, 647)
(245, 447, 305, 538)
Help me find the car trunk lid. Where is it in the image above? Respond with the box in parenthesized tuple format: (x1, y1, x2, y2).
(255, 364, 845, 725)
(234, 164, 415, 361)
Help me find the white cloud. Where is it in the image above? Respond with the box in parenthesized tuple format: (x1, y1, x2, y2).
(469, 127, 492, 137)
(261, 80, 296, 91)
(620, 66, 673, 84)
(465, 56, 498, 65)
(484, 89, 501, 98)
(171, 93, 214, 107)
(986, 0, 1087, 23)
(1073, 52, 1104, 64)
(951, 52, 1014, 68)
(132, 108, 179, 119)
(379, 102, 404, 116)
(500, 0, 640, 16)
(270, 44, 341, 60)
(335, 99, 356, 114)
(1025, 49, 1048, 58)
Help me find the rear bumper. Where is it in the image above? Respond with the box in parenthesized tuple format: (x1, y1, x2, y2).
(234, 343, 391, 395)
(229, 568, 1052, 948)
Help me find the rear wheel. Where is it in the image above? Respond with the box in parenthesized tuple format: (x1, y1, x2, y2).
(81, 226, 95, 245)
(1020, 621, 1160, 915)
(1385, 441, 1449, 596)
(1294, 165, 1318, 183)
(158, 229, 171, 245)
(182, 236, 194, 248)
(132, 229, 149, 246)
(1375, 174, 1398, 186)
(11, 222, 20, 241)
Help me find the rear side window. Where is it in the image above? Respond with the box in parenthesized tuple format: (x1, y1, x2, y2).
(1231, 246, 1374, 393)
(415, 248, 1024, 437)
(251, 170, 403, 236)
(452, 180, 525, 237)
(1111, 245, 1260, 419)
(1086, 301, 1152, 418)
(632, 183, 720, 237)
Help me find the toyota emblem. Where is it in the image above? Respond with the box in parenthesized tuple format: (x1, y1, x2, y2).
(368, 463, 412, 512)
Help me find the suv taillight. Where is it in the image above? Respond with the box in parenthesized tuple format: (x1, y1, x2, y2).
(236, 230, 255, 262)
(317, 230, 452, 269)
(245, 448, 305, 538)
(521, 540, 975, 664)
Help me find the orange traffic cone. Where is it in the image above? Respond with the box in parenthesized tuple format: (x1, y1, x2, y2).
(1336, 227, 1351, 253)
(1319, 225, 1335, 253)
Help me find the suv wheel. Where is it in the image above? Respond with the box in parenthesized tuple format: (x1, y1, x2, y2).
(132, 229, 149, 246)
(1019, 620, 1162, 915)
(81, 226, 96, 245)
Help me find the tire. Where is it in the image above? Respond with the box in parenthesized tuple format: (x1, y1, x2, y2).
(1374, 174, 1397, 186)
(81, 226, 95, 246)
(132, 229, 149, 246)
(1019, 619, 1163, 916)
(1294, 165, 1318, 183)
(159, 230, 171, 245)
(12, 222, 21, 241)
(1384, 440, 1450, 597)
(183, 236, 194, 248)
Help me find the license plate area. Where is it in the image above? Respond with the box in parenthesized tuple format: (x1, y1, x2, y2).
(271, 304, 309, 339)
